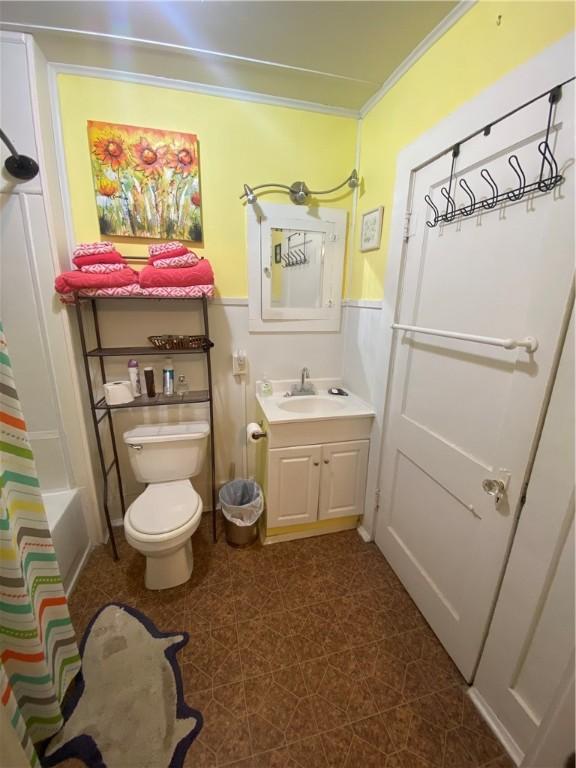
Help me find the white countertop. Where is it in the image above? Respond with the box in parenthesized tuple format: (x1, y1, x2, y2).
(256, 379, 375, 425)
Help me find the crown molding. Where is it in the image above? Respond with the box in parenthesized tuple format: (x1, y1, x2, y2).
(49, 62, 361, 119)
(359, 0, 477, 118)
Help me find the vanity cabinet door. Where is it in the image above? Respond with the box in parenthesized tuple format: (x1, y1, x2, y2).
(318, 440, 369, 520)
(267, 445, 321, 527)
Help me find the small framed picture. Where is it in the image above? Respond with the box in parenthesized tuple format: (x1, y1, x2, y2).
(360, 206, 384, 252)
(274, 243, 282, 264)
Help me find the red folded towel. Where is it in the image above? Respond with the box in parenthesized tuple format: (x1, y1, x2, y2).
(55, 267, 138, 294)
(139, 259, 214, 288)
(72, 250, 126, 268)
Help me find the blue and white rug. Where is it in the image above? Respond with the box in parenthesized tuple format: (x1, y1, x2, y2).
(41, 603, 202, 768)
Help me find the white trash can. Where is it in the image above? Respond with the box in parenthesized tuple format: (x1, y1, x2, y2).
(219, 480, 263, 547)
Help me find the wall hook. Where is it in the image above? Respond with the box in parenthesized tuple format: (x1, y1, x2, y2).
(0, 128, 39, 181)
(424, 194, 440, 228)
(506, 155, 526, 201)
(480, 169, 499, 209)
(440, 186, 456, 220)
(458, 179, 476, 216)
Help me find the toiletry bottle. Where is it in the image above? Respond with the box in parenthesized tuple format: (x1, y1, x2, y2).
(176, 373, 188, 395)
(163, 358, 175, 396)
(260, 374, 273, 396)
(143, 366, 156, 398)
(127, 359, 142, 397)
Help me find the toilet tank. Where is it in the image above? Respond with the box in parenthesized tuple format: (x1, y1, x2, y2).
(123, 422, 210, 483)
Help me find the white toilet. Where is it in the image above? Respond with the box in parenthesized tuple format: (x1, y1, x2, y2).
(123, 421, 209, 590)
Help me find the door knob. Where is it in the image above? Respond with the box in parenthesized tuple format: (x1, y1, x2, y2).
(263, 267, 271, 278)
(482, 478, 506, 504)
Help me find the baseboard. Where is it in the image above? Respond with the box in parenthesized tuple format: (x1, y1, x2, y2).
(467, 687, 524, 766)
(263, 519, 357, 545)
(356, 524, 372, 543)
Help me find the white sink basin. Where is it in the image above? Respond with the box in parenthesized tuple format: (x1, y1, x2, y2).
(256, 381, 375, 428)
(277, 396, 347, 415)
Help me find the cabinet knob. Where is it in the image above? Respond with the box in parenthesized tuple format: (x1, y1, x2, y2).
(323, 459, 330, 464)
(313, 461, 319, 466)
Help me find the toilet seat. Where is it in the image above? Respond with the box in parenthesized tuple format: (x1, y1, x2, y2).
(127, 480, 201, 538)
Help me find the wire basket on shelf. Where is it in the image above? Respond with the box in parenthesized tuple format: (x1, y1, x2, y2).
(148, 334, 212, 351)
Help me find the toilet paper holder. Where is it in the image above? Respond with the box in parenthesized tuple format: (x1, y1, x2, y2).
(247, 422, 267, 442)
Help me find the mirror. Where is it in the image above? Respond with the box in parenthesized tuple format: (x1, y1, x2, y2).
(248, 202, 347, 333)
(270, 228, 325, 309)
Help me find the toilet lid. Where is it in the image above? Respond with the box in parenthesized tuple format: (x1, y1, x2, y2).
(128, 481, 200, 535)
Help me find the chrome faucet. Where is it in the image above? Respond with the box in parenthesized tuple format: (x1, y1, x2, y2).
(291, 367, 316, 396)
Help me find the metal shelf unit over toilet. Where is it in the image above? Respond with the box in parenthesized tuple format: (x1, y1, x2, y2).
(73, 294, 217, 559)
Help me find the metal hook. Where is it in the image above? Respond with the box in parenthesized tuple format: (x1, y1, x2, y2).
(537, 141, 560, 192)
(480, 169, 499, 209)
(424, 195, 440, 228)
(458, 179, 476, 216)
(440, 186, 456, 221)
(538, 85, 562, 192)
(507, 155, 526, 201)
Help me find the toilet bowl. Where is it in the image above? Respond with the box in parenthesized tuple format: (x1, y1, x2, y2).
(123, 421, 209, 590)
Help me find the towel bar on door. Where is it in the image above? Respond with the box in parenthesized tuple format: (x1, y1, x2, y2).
(391, 323, 538, 352)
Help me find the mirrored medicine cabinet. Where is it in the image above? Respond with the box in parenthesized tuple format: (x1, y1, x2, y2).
(247, 203, 347, 332)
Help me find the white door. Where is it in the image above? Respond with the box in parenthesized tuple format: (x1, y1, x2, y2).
(473, 308, 574, 757)
(267, 445, 321, 527)
(376, 82, 574, 680)
(319, 440, 369, 520)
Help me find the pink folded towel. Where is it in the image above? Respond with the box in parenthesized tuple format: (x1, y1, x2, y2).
(74, 241, 114, 257)
(80, 263, 126, 274)
(153, 253, 200, 269)
(148, 241, 189, 258)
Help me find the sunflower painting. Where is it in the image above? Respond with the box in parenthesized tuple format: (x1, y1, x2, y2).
(87, 121, 202, 242)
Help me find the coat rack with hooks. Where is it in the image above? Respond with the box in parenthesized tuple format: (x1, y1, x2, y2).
(281, 233, 311, 268)
(424, 78, 574, 228)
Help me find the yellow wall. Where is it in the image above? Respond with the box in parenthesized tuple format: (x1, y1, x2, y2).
(349, 1, 575, 300)
(57, 75, 357, 298)
(58, 2, 574, 301)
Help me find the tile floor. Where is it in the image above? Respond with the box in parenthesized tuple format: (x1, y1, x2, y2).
(62, 515, 514, 768)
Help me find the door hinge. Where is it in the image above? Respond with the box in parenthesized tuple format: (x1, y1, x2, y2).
(403, 212, 412, 242)
(374, 488, 381, 514)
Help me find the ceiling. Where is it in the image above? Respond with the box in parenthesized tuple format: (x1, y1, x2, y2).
(0, 1, 463, 112)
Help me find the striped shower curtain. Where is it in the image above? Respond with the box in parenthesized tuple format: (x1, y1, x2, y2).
(0, 323, 81, 766)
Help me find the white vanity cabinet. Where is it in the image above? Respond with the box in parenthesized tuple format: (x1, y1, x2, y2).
(318, 440, 369, 520)
(255, 386, 375, 541)
(266, 439, 369, 529)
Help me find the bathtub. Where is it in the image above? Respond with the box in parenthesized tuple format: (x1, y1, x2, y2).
(43, 488, 90, 594)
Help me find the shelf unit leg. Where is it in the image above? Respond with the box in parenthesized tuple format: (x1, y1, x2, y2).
(203, 296, 218, 543)
(91, 301, 127, 520)
(75, 299, 118, 560)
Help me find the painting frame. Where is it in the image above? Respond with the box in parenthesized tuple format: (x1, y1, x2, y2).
(87, 120, 203, 244)
(360, 206, 384, 252)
